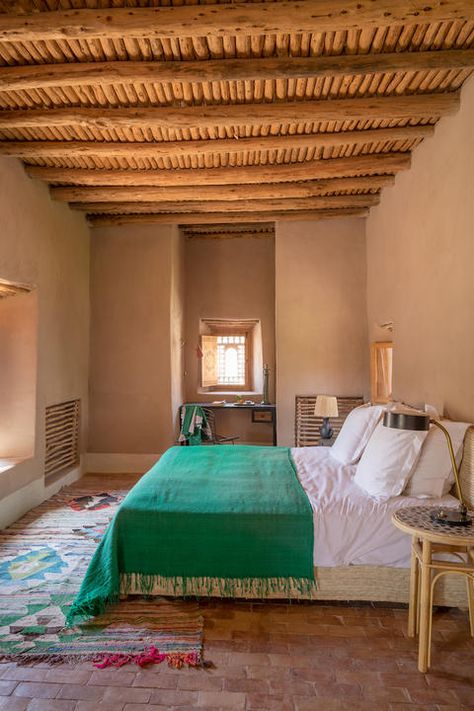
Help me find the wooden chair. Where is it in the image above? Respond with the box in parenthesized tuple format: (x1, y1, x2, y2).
(202, 408, 240, 445)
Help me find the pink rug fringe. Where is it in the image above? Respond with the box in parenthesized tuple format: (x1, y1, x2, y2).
(93, 646, 201, 669)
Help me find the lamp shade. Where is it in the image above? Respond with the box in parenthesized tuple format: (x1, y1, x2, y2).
(383, 411, 430, 431)
(314, 395, 338, 418)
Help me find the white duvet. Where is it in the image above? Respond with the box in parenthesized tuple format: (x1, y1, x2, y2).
(291, 446, 457, 568)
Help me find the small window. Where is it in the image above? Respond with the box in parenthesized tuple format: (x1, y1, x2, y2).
(200, 319, 259, 392)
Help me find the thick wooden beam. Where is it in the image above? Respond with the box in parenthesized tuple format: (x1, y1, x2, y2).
(87, 207, 369, 227)
(0, 126, 433, 161)
(72, 194, 380, 214)
(32, 155, 409, 188)
(51, 175, 394, 203)
(1, 51, 473, 92)
(183, 228, 276, 238)
(185, 232, 273, 239)
(183, 224, 275, 235)
(28, 154, 410, 187)
(1, 2, 472, 43)
(0, 94, 459, 131)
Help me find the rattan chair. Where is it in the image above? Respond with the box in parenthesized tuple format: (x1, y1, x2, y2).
(202, 408, 239, 445)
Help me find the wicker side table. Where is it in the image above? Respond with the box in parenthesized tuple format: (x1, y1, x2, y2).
(392, 506, 474, 672)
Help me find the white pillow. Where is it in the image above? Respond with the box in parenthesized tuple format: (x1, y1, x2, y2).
(330, 404, 383, 465)
(354, 421, 427, 500)
(404, 420, 471, 498)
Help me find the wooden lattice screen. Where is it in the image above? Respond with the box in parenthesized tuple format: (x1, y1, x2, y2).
(45, 399, 81, 480)
(295, 395, 364, 447)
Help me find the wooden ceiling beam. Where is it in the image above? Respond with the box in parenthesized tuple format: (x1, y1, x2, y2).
(87, 207, 370, 227)
(28, 154, 410, 187)
(182, 224, 275, 234)
(33, 155, 409, 188)
(1, 2, 472, 43)
(184, 233, 273, 240)
(0, 126, 433, 161)
(50, 175, 393, 203)
(184, 231, 275, 238)
(1, 51, 473, 92)
(0, 94, 459, 131)
(71, 194, 380, 214)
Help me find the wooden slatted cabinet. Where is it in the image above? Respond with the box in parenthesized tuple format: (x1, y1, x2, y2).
(45, 399, 81, 481)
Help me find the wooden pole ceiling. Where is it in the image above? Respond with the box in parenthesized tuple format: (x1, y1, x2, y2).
(182, 224, 275, 235)
(1, 1, 472, 42)
(0, 94, 460, 131)
(0, 0, 472, 226)
(1, 50, 473, 92)
(87, 208, 371, 228)
(70, 194, 381, 215)
(50, 176, 395, 204)
(0, 127, 434, 161)
(27, 154, 411, 187)
(182, 224, 276, 240)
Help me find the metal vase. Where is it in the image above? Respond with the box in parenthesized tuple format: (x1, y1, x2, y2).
(262, 364, 270, 404)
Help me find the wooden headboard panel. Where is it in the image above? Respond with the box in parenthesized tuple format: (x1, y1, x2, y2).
(295, 395, 364, 447)
(460, 426, 474, 510)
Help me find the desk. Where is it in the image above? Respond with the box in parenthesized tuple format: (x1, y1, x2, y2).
(184, 403, 277, 446)
(392, 506, 474, 672)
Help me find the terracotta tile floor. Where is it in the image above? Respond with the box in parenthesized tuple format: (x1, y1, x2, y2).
(0, 474, 473, 710)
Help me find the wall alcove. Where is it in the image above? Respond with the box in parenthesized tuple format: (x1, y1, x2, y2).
(0, 280, 38, 471)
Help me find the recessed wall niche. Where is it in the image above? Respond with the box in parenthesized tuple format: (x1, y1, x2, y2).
(0, 280, 37, 470)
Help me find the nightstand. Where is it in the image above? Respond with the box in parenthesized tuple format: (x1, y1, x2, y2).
(392, 506, 474, 672)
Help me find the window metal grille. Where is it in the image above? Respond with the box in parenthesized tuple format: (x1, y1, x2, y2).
(217, 335, 246, 385)
(45, 399, 80, 480)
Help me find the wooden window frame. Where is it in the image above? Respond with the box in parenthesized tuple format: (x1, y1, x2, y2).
(370, 341, 393, 404)
(200, 319, 256, 393)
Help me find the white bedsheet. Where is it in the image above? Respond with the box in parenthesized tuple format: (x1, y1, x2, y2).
(291, 446, 457, 568)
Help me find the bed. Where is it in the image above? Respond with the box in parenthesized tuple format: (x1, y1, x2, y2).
(294, 440, 473, 606)
(67, 426, 474, 625)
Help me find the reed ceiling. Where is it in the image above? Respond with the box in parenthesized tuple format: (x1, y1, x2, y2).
(0, 0, 473, 228)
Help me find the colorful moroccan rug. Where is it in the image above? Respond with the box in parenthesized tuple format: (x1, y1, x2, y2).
(0, 483, 204, 667)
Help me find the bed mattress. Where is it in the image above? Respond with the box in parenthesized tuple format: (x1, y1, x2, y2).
(291, 446, 457, 568)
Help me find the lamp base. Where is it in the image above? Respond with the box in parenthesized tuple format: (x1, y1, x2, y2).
(319, 418, 333, 440)
(430, 508, 472, 527)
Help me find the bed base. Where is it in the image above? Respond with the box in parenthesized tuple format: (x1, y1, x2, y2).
(122, 565, 468, 607)
(314, 565, 467, 606)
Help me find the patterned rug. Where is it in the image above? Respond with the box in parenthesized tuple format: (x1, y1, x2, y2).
(0, 483, 204, 667)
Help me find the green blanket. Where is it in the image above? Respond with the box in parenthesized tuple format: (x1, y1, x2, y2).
(67, 445, 315, 625)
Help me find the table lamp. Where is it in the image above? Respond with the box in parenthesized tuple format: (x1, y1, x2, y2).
(314, 395, 338, 440)
(383, 411, 471, 527)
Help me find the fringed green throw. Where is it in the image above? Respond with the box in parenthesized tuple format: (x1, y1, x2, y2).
(67, 445, 315, 625)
